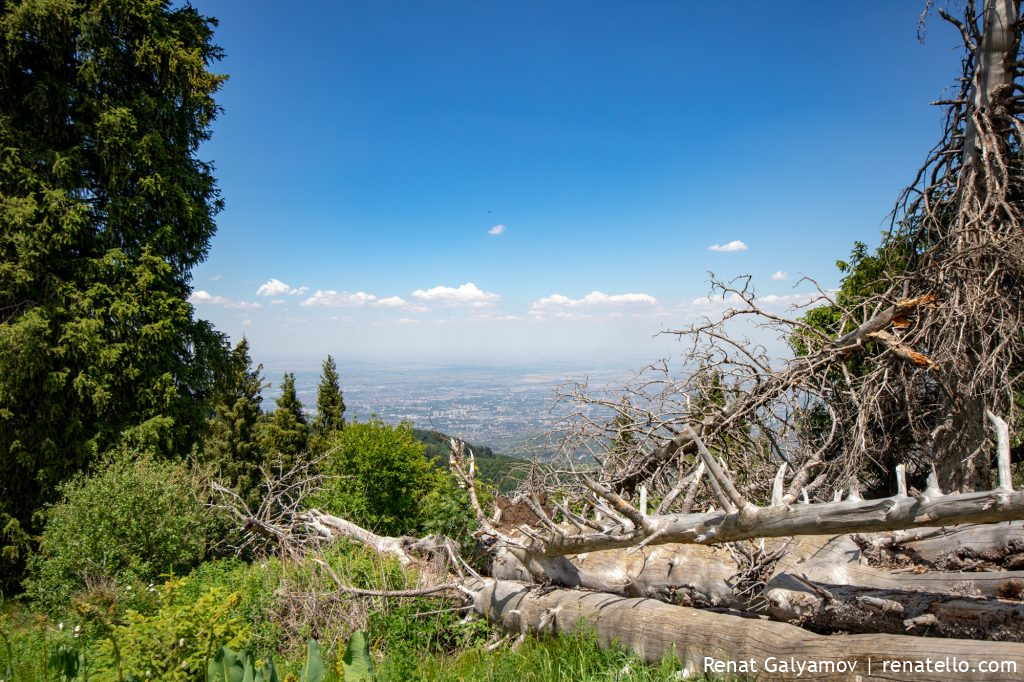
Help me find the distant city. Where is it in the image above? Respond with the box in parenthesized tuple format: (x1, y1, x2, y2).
(263, 361, 640, 459)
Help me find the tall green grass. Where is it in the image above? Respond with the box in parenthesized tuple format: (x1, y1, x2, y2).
(377, 628, 690, 681)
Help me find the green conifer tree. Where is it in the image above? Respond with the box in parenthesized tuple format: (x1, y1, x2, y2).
(311, 355, 346, 452)
(206, 338, 266, 505)
(260, 372, 308, 469)
(0, 0, 227, 588)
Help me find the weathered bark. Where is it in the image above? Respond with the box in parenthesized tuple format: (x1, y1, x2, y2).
(528, 484, 1024, 557)
(472, 579, 1024, 681)
(963, 0, 1020, 168)
(765, 529, 1024, 640)
(304, 509, 453, 569)
(309, 497, 1024, 629)
(491, 542, 739, 607)
(522, 414, 1023, 559)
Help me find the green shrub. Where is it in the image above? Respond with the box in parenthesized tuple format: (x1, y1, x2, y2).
(313, 419, 433, 536)
(418, 469, 492, 556)
(26, 454, 217, 613)
(80, 577, 250, 682)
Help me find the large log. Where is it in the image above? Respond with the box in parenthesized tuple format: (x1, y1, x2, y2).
(491, 541, 739, 607)
(472, 578, 1024, 681)
(765, 531, 1024, 640)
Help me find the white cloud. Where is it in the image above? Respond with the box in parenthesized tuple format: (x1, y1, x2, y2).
(397, 318, 418, 325)
(708, 240, 748, 252)
(256, 279, 289, 296)
(581, 292, 657, 306)
(375, 296, 408, 308)
(686, 291, 822, 310)
(687, 293, 745, 308)
(488, 224, 505, 236)
(270, 299, 287, 305)
(208, 274, 222, 281)
(472, 312, 523, 322)
(411, 282, 500, 307)
(241, 319, 253, 326)
(256, 278, 308, 296)
(530, 291, 658, 315)
(188, 290, 263, 310)
(300, 290, 378, 307)
(189, 290, 223, 304)
(771, 270, 789, 281)
(758, 292, 821, 306)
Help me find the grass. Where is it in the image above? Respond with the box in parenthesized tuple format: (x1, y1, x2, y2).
(376, 628, 691, 681)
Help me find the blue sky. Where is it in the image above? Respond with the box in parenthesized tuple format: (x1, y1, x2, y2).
(189, 1, 963, 366)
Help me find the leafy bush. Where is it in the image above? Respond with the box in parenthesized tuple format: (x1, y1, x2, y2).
(314, 419, 433, 536)
(79, 577, 250, 682)
(26, 454, 217, 613)
(0, 606, 55, 682)
(418, 469, 490, 555)
(180, 542, 413, 665)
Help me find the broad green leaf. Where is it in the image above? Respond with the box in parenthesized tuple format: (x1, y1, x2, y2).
(341, 630, 373, 681)
(207, 645, 245, 682)
(299, 639, 324, 682)
(243, 652, 255, 682)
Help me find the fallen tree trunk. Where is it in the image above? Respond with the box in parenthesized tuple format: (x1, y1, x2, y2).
(765, 530, 1024, 640)
(472, 578, 1024, 681)
(491, 541, 740, 607)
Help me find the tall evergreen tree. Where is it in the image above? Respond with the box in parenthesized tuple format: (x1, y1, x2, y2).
(313, 355, 346, 435)
(206, 338, 265, 505)
(260, 372, 308, 469)
(0, 0, 227, 587)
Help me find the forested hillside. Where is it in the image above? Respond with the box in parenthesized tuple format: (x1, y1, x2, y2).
(413, 429, 526, 493)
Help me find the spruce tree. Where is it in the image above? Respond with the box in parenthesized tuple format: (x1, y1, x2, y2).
(312, 355, 346, 444)
(206, 338, 266, 505)
(0, 0, 227, 587)
(260, 372, 308, 469)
